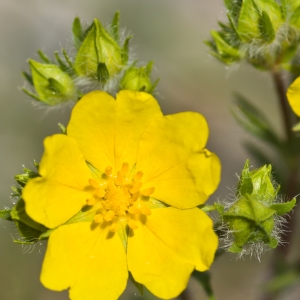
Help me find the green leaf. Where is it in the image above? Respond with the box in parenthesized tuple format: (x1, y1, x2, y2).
(111, 11, 120, 43)
(237, 160, 254, 196)
(270, 198, 296, 215)
(11, 199, 47, 233)
(192, 270, 216, 300)
(231, 93, 280, 146)
(0, 209, 12, 221)
(259, 11, 275, 42)
(224, 0, 243, 23)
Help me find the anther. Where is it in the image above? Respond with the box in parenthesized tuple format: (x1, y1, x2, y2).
(94, 214, 103, 223)
(89, 178, 99, 188)
(115, 171, 124, 186)
(134, 171, 143, 182)
(105, 166, 112, 177)
(141, 187, 155, 196)
(130, 192, 140, 203)
(96, 188, 106, 198)
(128, 206, 140, 214)
(121, 163, 129, 176)
(128, 219, 138, 229)
(140, 206, 151, 216)
(104, 210, 115, 222)
(130, 182, 142, 194)
(109, 222, 118, 232)
(86, 197, 96, 205)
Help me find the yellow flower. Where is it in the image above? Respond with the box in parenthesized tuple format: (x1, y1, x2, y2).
(287, 76, 300, 116)
(23, 90, 221, 299)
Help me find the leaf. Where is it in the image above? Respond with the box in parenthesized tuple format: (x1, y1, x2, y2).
(259, 11, 275, 42)
(270, 198, 296, 215)
(192, 270, 216, 300)
(21, 71, 33, 85)
(231, 93, 280, 146)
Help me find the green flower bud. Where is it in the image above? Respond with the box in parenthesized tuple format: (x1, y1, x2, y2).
(206, 0, 300, 71)
(23, 59, 77, 106)
(219, 160, 296, 257)
(120, 61, 159, 93)
(74, 17, 129, 82)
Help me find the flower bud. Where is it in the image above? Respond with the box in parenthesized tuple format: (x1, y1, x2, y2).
(219, 160, 295, 257)
(23, 59, 77, 106)
(120, 61, 159, 93)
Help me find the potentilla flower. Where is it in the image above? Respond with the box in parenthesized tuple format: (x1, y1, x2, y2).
(23, 90, 221, 299)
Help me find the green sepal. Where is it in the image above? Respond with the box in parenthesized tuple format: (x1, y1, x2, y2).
(21, 71, 33, 86)
(97, 62, 109, 83)
(129, 272, 143, 295)
(231, 93, 280, 146)
(292, 122, 300, 132)
(224, 0, 243, 23)
(270, 198, 296, 216)
(58, 122, 67, 134)
(268, 236, 278, 248)
(13, 220, 44, 244)
(28, 59, 76, 105)
(111, 11, 120, 43)
(0, 209, 12, 221)
(14, 169, 39, 187)
(11, 199, 47, 233)
(289, 6, 300, 28)
(37, 49, 51, 63)
(122, 35, 132, 65)
(228, 243, 243, 253)
(259, 11, 275, 42)
(282, 63, 300, 76)
(192, 270, 216, 299)
(237, 160, 253, 197)
(74, 18, 123, 79)
(72, 16, 83, 50)
(54, 51, 69, 73)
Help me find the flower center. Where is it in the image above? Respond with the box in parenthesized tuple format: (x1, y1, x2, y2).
(86, 163, 154, 232)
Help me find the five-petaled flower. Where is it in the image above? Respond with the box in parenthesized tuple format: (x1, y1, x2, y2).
(23, 90, 221, 300)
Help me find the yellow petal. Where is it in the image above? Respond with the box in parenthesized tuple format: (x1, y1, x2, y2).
(287, 76, 300, 117)
(127, 207, 218, 299)
(67, 90, 162, 173)
(41, 223, 128, 300)
(23, 134, 91, 228)
(136, 112, 221, 208)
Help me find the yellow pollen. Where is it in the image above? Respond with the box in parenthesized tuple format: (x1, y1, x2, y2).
(128, 219, 138, 229)
(140, 206, 152, 216)
(130, 192, 140, 203)
(121, 163, 129, 176)
(115, 171, 124, 186)
(130, 182, 142, 194)
(105, 166, 112, 177)
(141, 187, 155, 196)
(86, 197, 96, 205)
(128, 206, 140, 214)
(95, 188, 106, 198)
(134, 171, 143, 182)
(109, 222, 118, 232)
(89, 178, 99, 188)
(104, 210, 115, 222)
(94, 214, 103, 223)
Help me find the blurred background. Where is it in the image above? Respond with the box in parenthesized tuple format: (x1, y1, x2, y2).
(0, 0, 292, 299)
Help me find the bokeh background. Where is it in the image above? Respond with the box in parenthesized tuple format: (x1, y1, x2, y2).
(0, 0, 293, 299)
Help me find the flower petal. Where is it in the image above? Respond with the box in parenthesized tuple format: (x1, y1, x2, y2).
(127, 207, 218, 299)
(23, 134, 91, 228)
(287, 76, 300, 117)
(67, 90, 162, 173)
(41, 222, 128, 300)
(136, 112, 221, 208)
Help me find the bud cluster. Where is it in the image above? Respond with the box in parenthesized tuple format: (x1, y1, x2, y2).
(215, 160, 295, 258)
(206, 0, 300, 71)
(22, 12, 159, 106)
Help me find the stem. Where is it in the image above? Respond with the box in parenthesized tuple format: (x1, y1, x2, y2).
(271, 69, 292, 141)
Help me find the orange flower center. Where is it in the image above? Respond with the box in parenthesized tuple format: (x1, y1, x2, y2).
(86, 163, 154, 232)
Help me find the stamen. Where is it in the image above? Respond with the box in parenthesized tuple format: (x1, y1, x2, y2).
(128, 219, 138, 229)
(121, 163, 129, 176)
(134, 171, 143, 182)
(94, 214, 103, 223)
(130, 182, 142, 194)
(115, 171, 124, 186)
(89, 178, 99, 188)
(104, 210, 115, 222)
(109, 222, 118, 232)
(141, 187, 155, 196)
(86, 197, 96, 205)
(96, 188, 106, 198)
(140, 206, 151, 216)
(105, 166, 112, 177)
(130, 192, 140, 203)
(128, 206, 140, 214)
